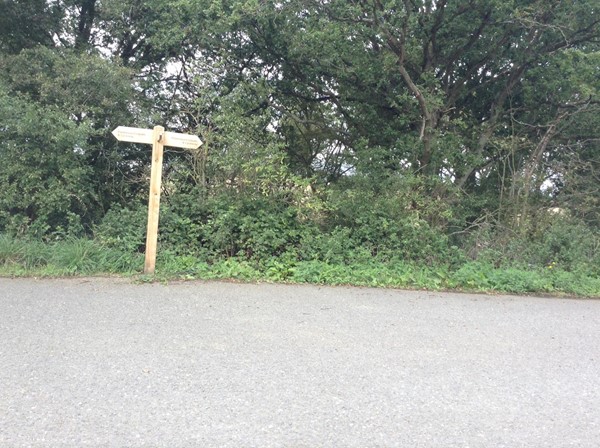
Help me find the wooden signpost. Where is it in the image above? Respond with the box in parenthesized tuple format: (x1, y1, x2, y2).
(112, 125, 202, 274)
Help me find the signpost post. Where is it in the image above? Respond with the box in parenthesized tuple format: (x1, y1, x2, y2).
(112, 125, 202, 274)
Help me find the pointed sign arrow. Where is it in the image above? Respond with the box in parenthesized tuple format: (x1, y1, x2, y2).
(163, 131, 202, 149)
(112, 126, 154, 145)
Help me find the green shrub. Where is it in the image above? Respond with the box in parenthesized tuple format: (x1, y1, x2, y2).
(200, 194, 309, 260)
(459, 215, 600, 274)
(529, 216, 600, 273)
(94, 206, 147, 253)
(323, 175, 460, 264)
(298, 227, 372, 264)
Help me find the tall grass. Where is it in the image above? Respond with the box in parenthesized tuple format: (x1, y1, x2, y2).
(0, 235, 141, 275)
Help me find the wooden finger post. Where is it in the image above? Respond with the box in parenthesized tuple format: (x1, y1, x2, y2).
(112, 125, 202, 274)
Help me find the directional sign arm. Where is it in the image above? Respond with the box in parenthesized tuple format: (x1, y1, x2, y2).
(163, 131, 202, 149)
(112, 126, 154, 145)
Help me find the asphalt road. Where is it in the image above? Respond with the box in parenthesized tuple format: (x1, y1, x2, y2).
(0, 277, 599, 447)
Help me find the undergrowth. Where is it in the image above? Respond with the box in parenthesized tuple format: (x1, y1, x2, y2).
(1, 235, 598, 298)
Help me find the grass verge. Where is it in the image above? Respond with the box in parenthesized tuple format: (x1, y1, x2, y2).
(1, 235, 598, 297)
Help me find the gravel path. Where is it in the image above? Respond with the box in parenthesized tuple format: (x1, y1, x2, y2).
(1, 277, 599, 447)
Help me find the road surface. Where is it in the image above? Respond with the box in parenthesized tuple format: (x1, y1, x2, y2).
(1, 277, 599, 447)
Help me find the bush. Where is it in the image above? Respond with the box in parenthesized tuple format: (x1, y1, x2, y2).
(323, 175, 461, 265)
(458, 214, 600, 274)
(94, 205, 147, 253)
(95, 195, 208, 257)
(529, 216, 600, 273)
(200, 193, 310, 261)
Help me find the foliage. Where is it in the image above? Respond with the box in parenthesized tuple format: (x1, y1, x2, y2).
(2, 235, 599, 298)
(0, 2, 598, 295)
(454, 214, 600, 275)
(320, 175, 462, 264)
(0, 47, 142, 236)
(0, 81, 95, 237)
(0, 0, 61, 54)
(94, 205, 148, 254)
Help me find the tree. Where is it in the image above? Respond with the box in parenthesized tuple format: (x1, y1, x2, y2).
(0, 80, 94, 236)
(0, 0, 62, 54)
(0, 46, 141, 234)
